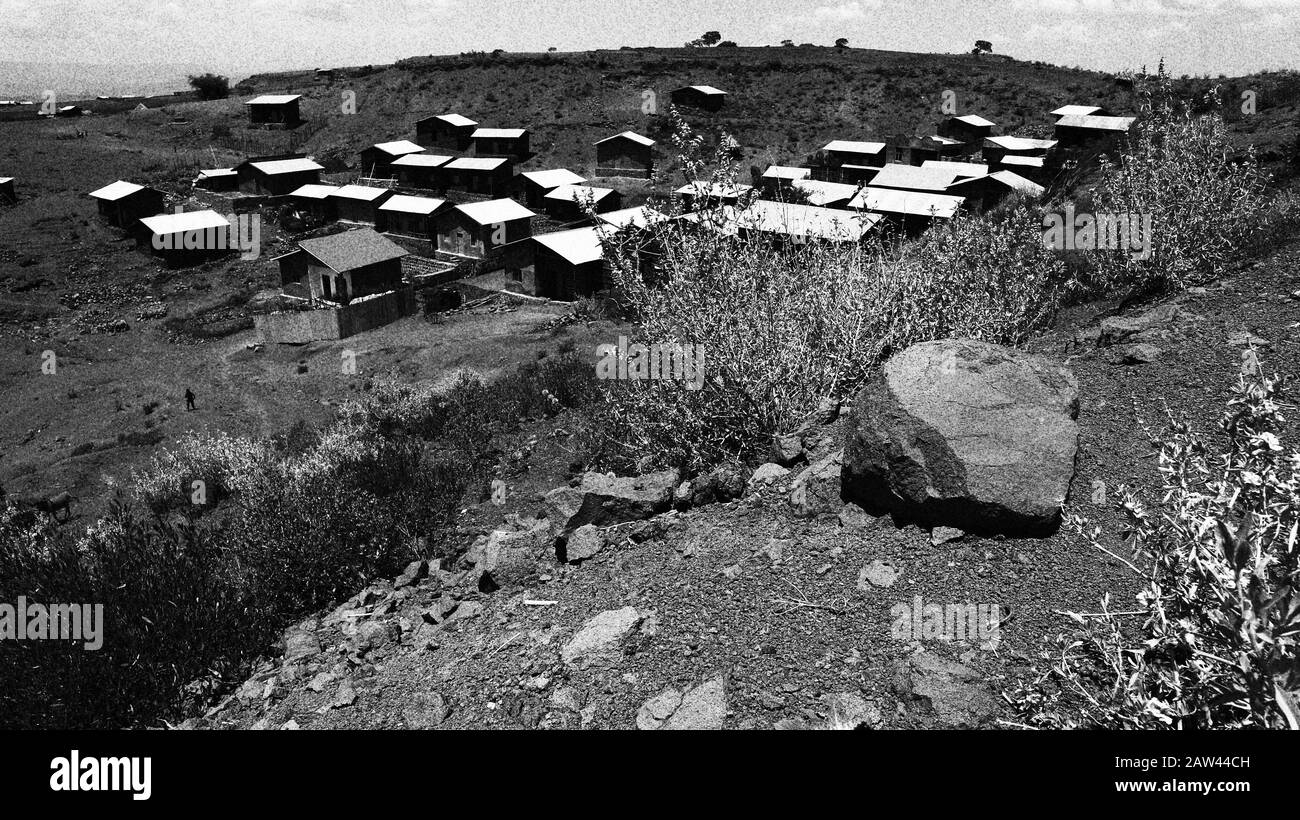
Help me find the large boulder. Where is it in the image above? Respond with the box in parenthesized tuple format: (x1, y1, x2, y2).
(563, 469, 679, 530)
(842, 339, 1079, 536)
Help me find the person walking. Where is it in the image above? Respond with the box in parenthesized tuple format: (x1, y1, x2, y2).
(184, 388, 196, 411)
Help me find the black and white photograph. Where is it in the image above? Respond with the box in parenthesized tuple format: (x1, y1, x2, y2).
(1, 0, 1298, 804)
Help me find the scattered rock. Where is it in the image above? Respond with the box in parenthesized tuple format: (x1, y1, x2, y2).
(404, 692, 452, 728)
(564, 470, 679, 530)
(893, 652, 998, 727)
(1115, 343, 1162, 365)
(930, 526, 965, 546)
(690, 463, 747, 506)
(561, 606, 642, 665)
(394, 559, 428, 589)
(283, 628, 321, 662)
(843, 339, 1079, 536)
(787, 450, 844, 517)
(747, 462, 790, 489)
(331, 679, 358, 709)
(635, 688, 683, 730)
(1098, 303, 1197, 347)
(352, 620, 398, 656)
(563, 523, 605, 563)
(771, 434, 805, 466)
(837, 503, 877, 531)
(824, 692, 883, 729)
(857, 561, 899, 590)
(663, 676, 727, 730)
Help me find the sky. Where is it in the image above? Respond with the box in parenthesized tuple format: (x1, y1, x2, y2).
(1, 0, 1298, 85)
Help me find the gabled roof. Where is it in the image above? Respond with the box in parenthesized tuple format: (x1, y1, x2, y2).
(455, 198, 536, 225)
(379, 195, 447, 216)
(597, 206, 667, 230)
(472, 127, 527, 139)
(761, 165, 812, 181)
(444, 157, 511, 171)
(391, 154, 452, 168)
(0, 177, 13, 184)
(822, 140, 886, 155)
(999, 154, 1045, 168)
(925, 135, 964, 146)
(869, 163, 960, 192)
(197, 168, 237, 178)
(739, 200, 881, 241)
(790, 179, 860, 207)
(678, 85, 727, 96)
(139, 209, 231, 235)
(246, 157, 324, 175)
(245, 94, 301, 105)
(674, 180, 754, 199)
(520, 169, 587, 188)
(985, 135, 1058, 152)
(596, 131, 654, 147)
(1055, 114, 1136, 132)
(296, 228, 408, 273)
(427, 113, 477, 127)
(533, 226, 604, 265)
(89, 180, 151, 201)
(330, 184, 392, 202)
(544, 184, 618, 204)
(370, 140, 425, 157)
(289, 183, 341, 199)
(847, 187, 964, 219)
(1051, 104, 1103, 118)
(921, 160, 989, 180)
(951, 114, 995, 128)
(947, 170, 1044, 198)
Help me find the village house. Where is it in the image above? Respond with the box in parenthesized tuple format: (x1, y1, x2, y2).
(531, 226, 606, 301)
(790, 179, 860, 209)
(471, 127, 531, 160)
(670, 85, 728, 112)
(908, 134, 968, 165)
(995, 153, 1048, 183)
(868, 163, 961, 194)
(738, 200, 882, 246)
(945, 170, 1044, 212)
(358, 140, 426, 178)
(1050, 104, 1110, 121)
(595, 132, 655, 179)
(435, 199, 536, 275)
(329, 184, 394, 224)
(920, 160, 989, 181)
(287, 183, 341, 223)
(442, 157, 514, 196)
(981, 135, 1058, 167)
(820, 140, 887, 169)
(939, 114, 996, 145)
(847, 187, 965, 236)
(0, 177, 15, 204)
(195, 168, 238, 192)
(518, 169, 587, 208)
(136, 210, 234, 267)
(377, 194, 450, 249)
(88, 180, 165, 229)
(235, 155, 324, 196)
(276, 228, 408, 304)
(543, 184, 622, 223)
(1053, 114, 1137, 149)
(760, 165, 812, 197)
(415, 113, 478, 151)
(244, 94, 302, 128)
(598, 206, 667, 231)
(674, 180, 753, 210)
(391, 154, 453, 189)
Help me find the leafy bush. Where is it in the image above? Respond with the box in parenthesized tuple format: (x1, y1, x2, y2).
(1021, 365, 1300, 728)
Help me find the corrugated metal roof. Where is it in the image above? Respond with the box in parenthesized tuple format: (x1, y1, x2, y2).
(761, 165, 812, 181)
(372, 140, 425, 156)
(139, 209, 231, 235)
(674, 180, 753, 199)
(331, 184, 391, 202)
(597, 206, 667, 230)
(985, 135, 1057, 152)
(953, 114, 995, 128)
(596, 131, 654, 147)
(1055, 114, 1136, 132)
(245, 94, 301, 105)
(947, 171, 1044, 198)
(298, 228, 408, 273)
(926, 135, 964, 146)
(197, 168, 237, 178)
(999, 154, 1045, 168)
(445, 157, 510, 171)
(472, 128, 527, 139)
(435, 113, 477, 127)
(456, 198, 536, 225)
(249, 157, 324, 175)
(391, 154, 452, 167)
(89, 180, 146, 201)
(379, 195, 447, 215)
(685, 85, 727, 95)
(533, 226, 604, 265)
(289, 184, 341, 199)
(790, 179, 860, 207)
(921, 160, 989, 179)
(740, 200, 880, 241)
(1051, 104, 1103, 117)
(848, 187, 964, 219)
(544, 184, 617, 204)
(521, 169, 587, 188)
(870, 163, 961, 192)
(822, 140, 885, 154)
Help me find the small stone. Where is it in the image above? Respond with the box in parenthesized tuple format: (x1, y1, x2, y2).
(858, 560, 899, 590)
(636, 688, 683, 730)
(561, 606, 642, 665)
(404, 692, 452, 728)
(930, 526, 966, 546)
(748, 462, 790, 489)
(331, 679, 357, 709)
(564, 524, 605, 563)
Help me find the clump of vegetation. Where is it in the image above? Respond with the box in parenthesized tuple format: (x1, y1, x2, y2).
(1016, 364, 1300, 729)
(187, 73, 230, 100)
